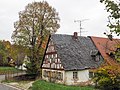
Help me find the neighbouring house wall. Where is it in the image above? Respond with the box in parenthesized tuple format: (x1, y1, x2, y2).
(42, 69, 65, 84)
(65, 70, 89, 85)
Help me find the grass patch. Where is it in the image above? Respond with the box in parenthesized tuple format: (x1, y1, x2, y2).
(0, 66, 22, 74)
(0, 67, 18, 71)
(32, 80, 94, 90)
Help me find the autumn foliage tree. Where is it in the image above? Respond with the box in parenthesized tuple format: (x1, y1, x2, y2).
(0, 40, 8, 66)
(12, 1, 60, 75)
(0, 40, 16, 66)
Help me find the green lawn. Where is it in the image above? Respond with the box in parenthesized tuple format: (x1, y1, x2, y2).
(32, 80, 94, 90)
(0, 66, 21, 74)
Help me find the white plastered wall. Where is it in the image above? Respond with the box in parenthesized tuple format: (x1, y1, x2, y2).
(64, 70, 89, 85)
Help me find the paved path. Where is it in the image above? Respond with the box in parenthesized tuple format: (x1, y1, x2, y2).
(0, 83, 21, 90)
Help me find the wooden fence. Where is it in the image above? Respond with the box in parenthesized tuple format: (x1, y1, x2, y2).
(0, 71, 26, 81)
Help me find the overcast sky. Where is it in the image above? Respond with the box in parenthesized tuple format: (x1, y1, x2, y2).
(0, 0, 111, 41)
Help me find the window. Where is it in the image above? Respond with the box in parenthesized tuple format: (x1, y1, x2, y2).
(45, 55, 48, 59)
(57, 72, 63, 80)
(51, 46, 54, 51)
(55, 54, 57, 58)
(92, 56, 95, 61)
(57, 64, 60, 68)
(53, 54, 56, 58)
(73, 72, 78, 79)
(89, 72, 94, 78)
(92, 55, 100, 62)
(43, 70, 48, 77)
(95, 55, 100, 61)
(58, 72, 63, 80)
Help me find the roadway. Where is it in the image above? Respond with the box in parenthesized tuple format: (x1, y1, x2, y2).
(0, 83, 21, 90)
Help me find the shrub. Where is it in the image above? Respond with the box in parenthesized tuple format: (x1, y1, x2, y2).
(93, 65, 120, 90)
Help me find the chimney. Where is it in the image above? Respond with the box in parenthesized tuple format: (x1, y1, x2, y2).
(73, 32, 78, 39)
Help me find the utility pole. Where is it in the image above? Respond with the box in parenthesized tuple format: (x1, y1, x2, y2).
(74, 19, 88, 36)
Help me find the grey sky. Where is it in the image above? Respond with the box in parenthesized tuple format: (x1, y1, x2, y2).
(0, 0, 110, 41)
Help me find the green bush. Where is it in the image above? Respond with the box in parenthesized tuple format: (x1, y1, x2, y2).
(93, 66, 120, 90)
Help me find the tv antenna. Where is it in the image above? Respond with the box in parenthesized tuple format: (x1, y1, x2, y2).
(74, 19, 89, 36)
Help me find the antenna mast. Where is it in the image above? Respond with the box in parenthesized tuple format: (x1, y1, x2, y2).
(74, 19, 88, 36)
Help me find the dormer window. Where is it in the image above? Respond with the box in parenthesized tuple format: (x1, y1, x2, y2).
(95, 55, 100, 62)
(90, 50, 99, 56)
(90, 50, 100, 61)
(92, 56, 95, 61)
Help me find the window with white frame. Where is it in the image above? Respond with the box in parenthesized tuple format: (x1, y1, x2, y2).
(43, 70, 47, 77)
(73, 72, 78, 79)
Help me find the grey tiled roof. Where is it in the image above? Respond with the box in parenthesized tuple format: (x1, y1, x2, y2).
(51, 34, 103, 70)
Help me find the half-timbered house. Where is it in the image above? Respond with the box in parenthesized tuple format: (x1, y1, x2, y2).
(42, 32, 103, 85)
